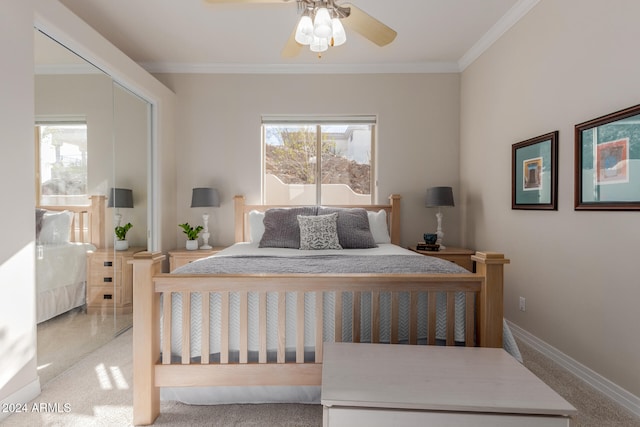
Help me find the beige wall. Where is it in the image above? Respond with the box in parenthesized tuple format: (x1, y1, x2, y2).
(0, 0, 38, 408)
(461, 0, 640, 397)
(154, 73, 461, 249)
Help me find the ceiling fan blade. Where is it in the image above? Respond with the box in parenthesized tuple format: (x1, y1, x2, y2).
(204, 0, 292, 3)
(342, 4, 397, 47)
(281, 23, 302, 58)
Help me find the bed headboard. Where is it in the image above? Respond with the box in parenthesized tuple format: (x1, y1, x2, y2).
(233, 194, 401, 245)
(37, 194, 107, 248)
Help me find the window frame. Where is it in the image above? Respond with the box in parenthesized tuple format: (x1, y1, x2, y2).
(261, 116, 376, 205)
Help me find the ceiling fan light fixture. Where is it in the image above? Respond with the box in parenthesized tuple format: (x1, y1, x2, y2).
(313, 7, 332, 38)
(294, 14, 313, 45)
(309, 36, 329, 53)
(330, 17, 346, 46)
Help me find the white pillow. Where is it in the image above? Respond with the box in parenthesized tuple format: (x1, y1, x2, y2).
(248, 210, 265, 243)
(367, 209, 391, 244)
(39, 210, 73, 244)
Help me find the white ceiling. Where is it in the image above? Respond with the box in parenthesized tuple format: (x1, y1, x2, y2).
(54, 0, 538, 73)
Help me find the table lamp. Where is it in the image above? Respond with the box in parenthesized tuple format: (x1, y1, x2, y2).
(191, 187, 220, 249)
(425, 186, 454, 249)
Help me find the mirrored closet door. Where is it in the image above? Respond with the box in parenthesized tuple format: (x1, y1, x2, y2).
(34, 29, 150, 385)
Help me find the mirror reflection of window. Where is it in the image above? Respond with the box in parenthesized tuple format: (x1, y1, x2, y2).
(36, 122, 88, 207)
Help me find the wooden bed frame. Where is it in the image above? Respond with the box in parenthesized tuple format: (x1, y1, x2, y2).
(38, 194, 107, 248)
(131, 194, 509, 425)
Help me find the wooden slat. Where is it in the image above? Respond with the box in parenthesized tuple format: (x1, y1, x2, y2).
(446, 292, 455, 345)
(465, 291, 475, 347)
(334, 292, 343, 343)
(409, 291, 418, 345)
(427, 291, 436, 345)
(296, 291, 305, 363)
(239, 291, 248, 364)
(201, 292, 210, 364)
(162, 292, 172, 365)
(315, 291, 323, 363)
(181, 292, 191, 364)
(277, 292, 286, 363)
(391, 292, 399, 344)
(220, 291, 229, 364)
(371, 291, 380, 343)
(352, 291, 361, 343)
(259, 292, 267, 364)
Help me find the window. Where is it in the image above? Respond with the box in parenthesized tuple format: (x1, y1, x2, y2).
(262, 117, 375, 205)
(35, 123, 88, 206)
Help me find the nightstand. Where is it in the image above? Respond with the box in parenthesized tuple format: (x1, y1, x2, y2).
(86, 247, 145, 314)
(409, 246, 475, 272)
(168, 247, 228, 272)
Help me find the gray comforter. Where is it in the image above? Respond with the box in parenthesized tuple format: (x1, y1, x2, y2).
(173, 253, 470, 275)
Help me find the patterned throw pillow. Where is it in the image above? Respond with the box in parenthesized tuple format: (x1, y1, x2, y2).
(297, 213, 342, 250)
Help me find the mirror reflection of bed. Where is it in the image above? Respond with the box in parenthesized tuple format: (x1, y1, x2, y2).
(34, 198, 131, 384)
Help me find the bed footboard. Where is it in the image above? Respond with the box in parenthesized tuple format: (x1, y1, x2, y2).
(130, 251, 508, 425)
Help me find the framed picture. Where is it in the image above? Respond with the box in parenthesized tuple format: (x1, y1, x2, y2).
(512, 131, 559, 210)
(575, 104, 640, 210)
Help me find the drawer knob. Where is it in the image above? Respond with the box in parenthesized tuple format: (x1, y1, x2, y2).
(103, 294, 113, 300)
(103, 277, 113, 283)
(104, 261, 113, 267)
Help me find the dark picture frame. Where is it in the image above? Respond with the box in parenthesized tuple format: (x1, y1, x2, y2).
(575, 104, 640, 210)
(512, 131, 558, 210)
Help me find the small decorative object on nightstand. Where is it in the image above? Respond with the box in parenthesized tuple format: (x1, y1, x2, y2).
(168, 246, 228, 271)
(425, 186, 454, 250)
(191, 187, 220, 249)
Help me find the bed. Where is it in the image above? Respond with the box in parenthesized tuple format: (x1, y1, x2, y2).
(131, 194, 512, 425)
(36, 195, 106, 323)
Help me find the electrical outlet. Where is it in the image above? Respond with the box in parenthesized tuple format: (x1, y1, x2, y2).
(519, 296, 526, 312)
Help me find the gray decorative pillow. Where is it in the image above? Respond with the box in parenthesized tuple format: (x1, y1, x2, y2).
(318, 207, 377, 249)
(298, 213, 342, 250)
(259, 206, 318, 248)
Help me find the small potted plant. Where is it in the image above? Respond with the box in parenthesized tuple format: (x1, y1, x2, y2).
(114, 222, 133, 251)
(179, 222, 203, 250)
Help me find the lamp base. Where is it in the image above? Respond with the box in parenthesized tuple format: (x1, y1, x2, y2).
(200, 231, 212, 250)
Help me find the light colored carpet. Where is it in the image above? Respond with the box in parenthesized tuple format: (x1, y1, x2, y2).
(3, 329, 638, 426)
(37, 307, 132, 385)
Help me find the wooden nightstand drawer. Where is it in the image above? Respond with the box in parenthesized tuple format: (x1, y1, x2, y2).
(88, 271, 122, 287)
(89, 255, 122, 271)
(88, 285, 123, 306)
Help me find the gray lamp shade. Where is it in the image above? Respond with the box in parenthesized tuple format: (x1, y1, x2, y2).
(191, 187, 220, 207)
(107, 188, 134, 208)
(425, 186, 454, 207)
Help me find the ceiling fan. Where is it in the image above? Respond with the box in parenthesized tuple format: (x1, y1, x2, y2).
(204, 0, 397, 57)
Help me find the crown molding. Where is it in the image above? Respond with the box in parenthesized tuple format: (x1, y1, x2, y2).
(139, 61, 461, 75)
(458, 0, 540, 71)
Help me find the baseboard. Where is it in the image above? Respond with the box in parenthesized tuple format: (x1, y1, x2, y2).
(507, 320, 640, 418)
(0, 378, 41, 423)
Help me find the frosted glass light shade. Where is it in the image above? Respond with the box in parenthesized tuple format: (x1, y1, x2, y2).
(310, 36, 329, 53)
(313, 7, 332, 38)
(331, 17, 346, 46)
(295, 15, 313, 45)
